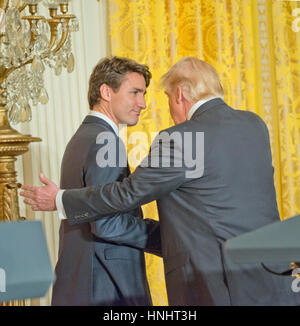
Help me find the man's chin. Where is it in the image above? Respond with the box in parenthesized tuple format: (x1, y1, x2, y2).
(118, 116, 140, 127)
(126, 119, 139, 127)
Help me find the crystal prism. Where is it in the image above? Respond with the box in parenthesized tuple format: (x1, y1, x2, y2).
(55, 62, 62, 76)
(9, 103, 20, 124)
(67, 53, 74, 73)
(25, 104, 32, 122)
(20, 105, 27, 122)
(32, 56, 45, 74)
(38, 87, 49, 105)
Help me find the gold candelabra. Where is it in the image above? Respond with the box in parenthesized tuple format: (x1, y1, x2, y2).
(0, 0, 78, 225)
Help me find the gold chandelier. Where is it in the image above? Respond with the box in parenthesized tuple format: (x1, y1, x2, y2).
(0, 0, 78, 224)
(1, 0, 79, 124)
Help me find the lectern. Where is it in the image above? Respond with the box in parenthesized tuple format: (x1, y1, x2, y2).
(224, 215, 300, 265)
(0, 221, 55, 302)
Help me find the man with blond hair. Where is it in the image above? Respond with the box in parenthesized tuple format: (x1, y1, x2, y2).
(21, 57, 300, 306)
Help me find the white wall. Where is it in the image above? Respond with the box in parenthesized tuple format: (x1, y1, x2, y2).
(14, 0, 109, 306)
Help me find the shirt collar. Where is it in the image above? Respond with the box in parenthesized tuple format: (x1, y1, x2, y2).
(187, 97, 222, 120)
(88, 110, 119, 136)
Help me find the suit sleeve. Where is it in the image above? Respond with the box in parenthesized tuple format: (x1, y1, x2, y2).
(83, 137, 161, 256)
(63, 131, 196, 224)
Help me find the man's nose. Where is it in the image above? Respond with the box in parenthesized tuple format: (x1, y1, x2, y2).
(138, 95, 146, 109)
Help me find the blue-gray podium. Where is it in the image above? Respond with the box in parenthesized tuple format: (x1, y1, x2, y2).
(224, 215, 300, 264)
(0, 221, 55, 302)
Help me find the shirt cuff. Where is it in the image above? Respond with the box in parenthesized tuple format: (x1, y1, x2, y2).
(56, 189, 67, 220)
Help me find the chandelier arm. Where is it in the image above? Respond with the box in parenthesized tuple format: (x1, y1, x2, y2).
(51, 15, 75, 54)
(52, 19, 69, 54)
(1, 66, 19, 85)
(47, 19, 60, 50)
(1, 49, 47, 80)
(1, 48, 51, 84)
(0, 39, 65, 82)
(22, 16, 45, 44)
(1, 0, 9, 11)
(18, 3, 27, 13)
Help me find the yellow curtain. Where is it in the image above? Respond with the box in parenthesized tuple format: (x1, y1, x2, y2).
(106, 0, 300, 305)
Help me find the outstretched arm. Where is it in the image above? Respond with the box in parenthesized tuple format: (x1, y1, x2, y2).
(63, 161, 186, 225)
(61, 132, 192, 224)
(20, 131, 200, 225)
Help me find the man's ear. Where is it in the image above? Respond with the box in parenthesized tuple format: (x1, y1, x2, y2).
(175, 86, 183, 104)
(99, 84, 111, 102)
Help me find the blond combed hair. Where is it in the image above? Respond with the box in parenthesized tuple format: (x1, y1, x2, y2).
(161, 57, 224, 103)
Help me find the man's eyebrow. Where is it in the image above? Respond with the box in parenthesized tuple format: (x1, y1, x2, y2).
(133, 88, 147, 94)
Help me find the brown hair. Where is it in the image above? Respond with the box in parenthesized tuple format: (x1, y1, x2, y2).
(88, 56, 152, 109)
(161, 57, 224, 102)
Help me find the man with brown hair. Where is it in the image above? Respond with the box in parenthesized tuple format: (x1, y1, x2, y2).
(22, 57, 300, 305)
(36, 56, 161, 306)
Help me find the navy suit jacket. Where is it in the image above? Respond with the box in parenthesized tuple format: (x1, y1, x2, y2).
(51, 115, 160, 306)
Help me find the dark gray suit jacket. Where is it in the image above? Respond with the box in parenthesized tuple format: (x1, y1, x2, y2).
(62, 99, 300, 306)
(52, 115, 160, 306)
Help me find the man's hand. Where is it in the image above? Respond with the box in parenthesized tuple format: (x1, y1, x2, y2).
(20, 173, 60, 211)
